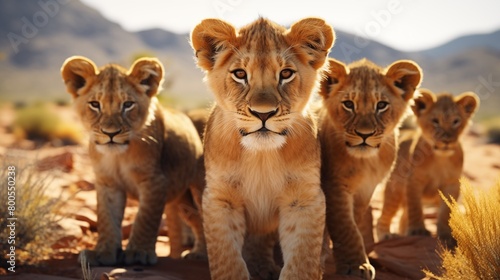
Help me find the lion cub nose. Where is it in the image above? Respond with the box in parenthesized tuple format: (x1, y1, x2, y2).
(355, 129, 375, 141)
(101, 128, 122, 139)
(250, 109, 278, 122)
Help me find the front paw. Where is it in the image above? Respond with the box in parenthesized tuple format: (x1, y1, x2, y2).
(438, 234, 457, 249)
(408, 227, 431, 236)
(337, 262, 375, 280)
(247, 258, 281, 280)
(79, 248, 122, 266)
(182, 250, 208, 260)
(123, 248, 157, 265)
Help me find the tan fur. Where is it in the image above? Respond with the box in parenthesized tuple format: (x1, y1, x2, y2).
(191, 17, 334, 280)
(60, 56, 206, 265)
(318, 58, 422, 279)
(376, 89, 479, 247)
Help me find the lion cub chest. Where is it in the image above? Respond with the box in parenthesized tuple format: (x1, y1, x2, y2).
(90, 143, 156, 198)
(237, 151, 287, 233)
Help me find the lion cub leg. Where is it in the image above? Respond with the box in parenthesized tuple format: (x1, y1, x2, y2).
(376, 179, 405, 241)
(203, 186, 249, 280)
(437, 182, 459, 247)
(278, 187, 326, 280)
(326, 189, 375, 280)
(80, 184, 126, 266)
(124, 181, 168, 265)
(176, 189, 207, 259)
(165, 202, 184, 259)
(243, 233, 281, 280)
(406, 180, 431, 237)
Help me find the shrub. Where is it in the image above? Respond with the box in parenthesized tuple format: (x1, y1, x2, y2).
(425, 179, 500, 279)
(12, 103, 82, 146)
(0, 162, 63, 266)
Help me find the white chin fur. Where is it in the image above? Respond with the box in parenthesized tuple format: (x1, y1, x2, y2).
(346, 145, 379, 158)
(240, 133, 286, 151)
(95, 144, 129, 154)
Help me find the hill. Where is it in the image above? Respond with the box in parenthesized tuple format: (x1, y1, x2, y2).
(0, 1, 498, 116)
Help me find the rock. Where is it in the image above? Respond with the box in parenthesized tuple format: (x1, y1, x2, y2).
(36, 151, 73, 172)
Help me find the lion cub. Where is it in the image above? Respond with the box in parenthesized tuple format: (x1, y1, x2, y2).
(376, 89, 479, 246)
(318, 58, 422, 279)
(191, 17, 334, 279)
(61, 56, 206, 265)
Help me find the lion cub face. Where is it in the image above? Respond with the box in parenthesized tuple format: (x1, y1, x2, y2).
(191, 18, 334, 151)
(413, 89, 479, 156)
(320, 58, 422, 158)
(61, 57, 163, 154)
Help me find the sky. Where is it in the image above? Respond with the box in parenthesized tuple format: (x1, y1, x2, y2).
(79, 0, 500, 52)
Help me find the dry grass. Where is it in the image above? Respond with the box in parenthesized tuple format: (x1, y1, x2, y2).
(0, 161, 63, 266)
(425, 179, 500, 279)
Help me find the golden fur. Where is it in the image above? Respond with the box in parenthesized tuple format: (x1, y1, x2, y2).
(61, 56, 206, 265)
(376, 89, 479, 246)
(318, 58, 422, 279)
(191, 17, 334, 279)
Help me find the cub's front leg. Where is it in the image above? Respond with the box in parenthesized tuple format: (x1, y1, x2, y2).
(203, 181, 248, 280)
(124, 176, 169, 265)
(437, 182, 460, 247)
(279, 184, 326, 280)
(324, 186, 375, 280)
(80, 182, 126, 266)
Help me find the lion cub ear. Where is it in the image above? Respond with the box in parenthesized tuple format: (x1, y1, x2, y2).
(190, 19, 237, 71)
(319, 58, 348, 99)
(455, 91, 479, 117)
(385, 60, 422, 102)
(412, 88, 436, 117)
(286, 18, 335, 69)
(128, 58, 164, 97)
(61, 56, 98, 98)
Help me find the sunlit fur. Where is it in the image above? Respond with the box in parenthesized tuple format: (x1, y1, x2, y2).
(61, 56, 207, 266)
(191, 17, 334, 280)
(377, 89, 479, 246)
(318, 58, 422, 279)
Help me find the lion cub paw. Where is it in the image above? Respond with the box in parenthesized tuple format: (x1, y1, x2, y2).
(182, 250, 208, 260)
(247, 259, 281, 280)
(408, 228, 431, 236)
(79, 248, 121, 266)
(123, 249, 157, 265)
(338, 262, 375, 280)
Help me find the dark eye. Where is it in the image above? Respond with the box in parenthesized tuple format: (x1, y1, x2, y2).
(452, 118, 461, 127)
(231, 69, 247, 83)
(376, 101, 389, 112)
(88, 101, 100, 111)
(123, 101, 135, 112)
(280, 69, 295, 83)
(342, 100, 355, 111)
(432, 118, 439, 126)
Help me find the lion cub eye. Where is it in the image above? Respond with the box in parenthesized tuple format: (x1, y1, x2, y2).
(452, 118, 461, 127)
(376, 101, 389, 113)
(231, 69, 247, 84)
(342, 100, 355, 111)
(279, 69, 296, 84)
(432, 118, 440, 127)
(122, 101, 135, 112)
(88, 101, 101, 112)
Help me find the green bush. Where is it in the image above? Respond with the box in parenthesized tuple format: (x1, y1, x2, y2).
(12, 103, 82, 146)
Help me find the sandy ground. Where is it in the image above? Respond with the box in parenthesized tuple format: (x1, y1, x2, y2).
(1, 104, 499, 279)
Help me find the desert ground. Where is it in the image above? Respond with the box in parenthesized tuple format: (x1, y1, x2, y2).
(1, 103, 499, 280)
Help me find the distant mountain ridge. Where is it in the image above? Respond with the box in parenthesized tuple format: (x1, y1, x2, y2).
(0, 1, 498, 116)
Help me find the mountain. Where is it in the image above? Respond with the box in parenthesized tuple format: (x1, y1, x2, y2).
(418, 29, 500, 58)
(0, 1, 498, 117)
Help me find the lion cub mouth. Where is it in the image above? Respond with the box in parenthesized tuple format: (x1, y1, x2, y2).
(239, 127, 288, 137)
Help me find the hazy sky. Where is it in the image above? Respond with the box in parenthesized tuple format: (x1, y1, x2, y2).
(80, 0, 500, 52)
